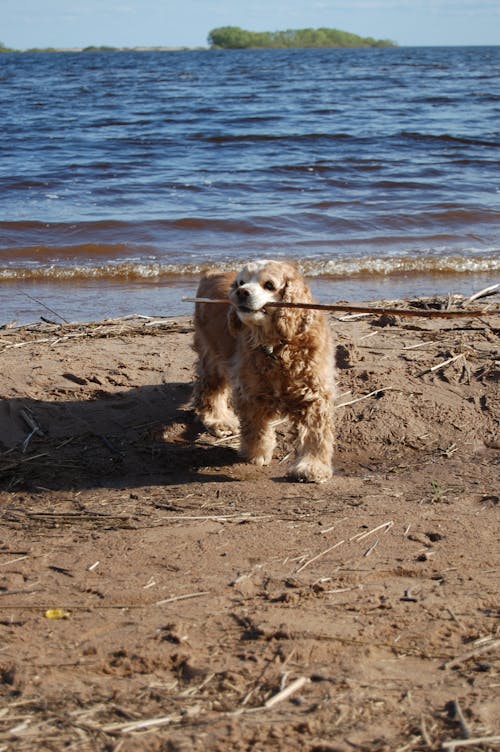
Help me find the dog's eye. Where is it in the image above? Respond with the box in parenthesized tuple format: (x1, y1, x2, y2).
(238, 279, 245, 287)
(263, 280, 276, 291)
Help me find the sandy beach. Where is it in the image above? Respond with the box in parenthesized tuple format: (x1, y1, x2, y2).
(0, 295, 498, 750)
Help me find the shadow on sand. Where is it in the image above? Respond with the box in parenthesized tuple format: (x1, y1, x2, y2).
(0, 381, 240, 492)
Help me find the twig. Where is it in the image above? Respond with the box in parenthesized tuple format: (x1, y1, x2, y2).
(350, 520, 394, 541)
(453, 699, 471, 740)
(20, 409, 45, 454)
(21, 291, 70, 324)
(19, 409, 44, 437)
(155, 591, 209, 607)
(0, 555, 29, 567)
(295, 540, 345, 574)
(447, 608, 464, 629)
(442, 638, 499, 670)
(0, 452, 49, 473)
(464, 283, 499, 305)
(1, 337, 53, 351)
(363, 539, 379, 557)
(264, 676, 309, 708)
(158, 514, 272, 522)
(441, 735, 500, 750)
(102, 714, 175, 733)
(335, 386, 396, 409)
(183, 297, 495, 318)
(319, 517, 350, 535)
(403, 342, 433, 351)
(420, 714, 433, 748)
(417, 353, 465, 378)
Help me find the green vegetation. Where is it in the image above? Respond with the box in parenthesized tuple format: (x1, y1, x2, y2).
(208, 26, 396, 49)
(0, 41, 15, 53)
(82, 45, 118, 52)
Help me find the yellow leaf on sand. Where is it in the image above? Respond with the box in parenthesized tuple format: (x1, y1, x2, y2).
(44, 608, 70, 619)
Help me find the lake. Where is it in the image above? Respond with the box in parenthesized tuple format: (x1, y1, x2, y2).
(0, 46, 499, 323)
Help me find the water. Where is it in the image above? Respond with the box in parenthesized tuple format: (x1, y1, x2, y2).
(0, 47, 499, 324)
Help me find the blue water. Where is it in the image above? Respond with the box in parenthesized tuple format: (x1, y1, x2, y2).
(0, 47, 499, 323)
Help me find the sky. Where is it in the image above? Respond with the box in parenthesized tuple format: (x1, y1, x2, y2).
(1, 0, 499, 50)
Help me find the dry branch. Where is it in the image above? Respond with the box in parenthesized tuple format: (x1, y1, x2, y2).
(335, 387, 395, 409)
(155, 591, 209, 607)
(350, 520, 394, 541)
(417, 353, 465, 378)
(183, 297, 495, 318)
(442, 638, 499, 670)
(452, 699, 471, 740)
(441, 735, 500, 750)
(264, 676, 310, 708)
(464, 282, 499, 305)
(295, 539, 345, 574)
(102, 714, 175, 734)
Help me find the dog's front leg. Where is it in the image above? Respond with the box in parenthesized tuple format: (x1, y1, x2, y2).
(237, 401, 276, 467)
(288, 398, 334, 483)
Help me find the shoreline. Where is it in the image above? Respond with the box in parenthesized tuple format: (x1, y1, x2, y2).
(1, 272, 497, 328)
(3, 44, 498, 54)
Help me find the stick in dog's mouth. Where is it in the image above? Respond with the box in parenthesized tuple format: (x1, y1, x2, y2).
(182, 296, 494, 319)
(238, 304, 268, 314)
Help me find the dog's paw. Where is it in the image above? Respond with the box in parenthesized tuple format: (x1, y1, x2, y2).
(248, 453, 272, 467)
(288, 458, 332, 484)
(199, 413, 239, 438)
(209, 421, 238, 438)
(243, 445, 274, 466)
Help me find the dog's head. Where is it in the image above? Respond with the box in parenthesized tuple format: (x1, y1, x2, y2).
(228, 259, 314, 340)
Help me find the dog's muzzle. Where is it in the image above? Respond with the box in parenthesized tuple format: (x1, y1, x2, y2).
(235, 287, 266, 313)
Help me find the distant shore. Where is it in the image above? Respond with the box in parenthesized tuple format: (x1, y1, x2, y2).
(0, 45, 207, 53)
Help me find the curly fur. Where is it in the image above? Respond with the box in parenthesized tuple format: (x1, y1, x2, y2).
(192, 260, 336, 483)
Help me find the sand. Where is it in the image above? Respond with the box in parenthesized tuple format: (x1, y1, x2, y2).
(0, 296, 499, 751)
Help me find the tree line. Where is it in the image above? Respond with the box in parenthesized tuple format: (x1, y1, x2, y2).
(208, 26, 396, 49)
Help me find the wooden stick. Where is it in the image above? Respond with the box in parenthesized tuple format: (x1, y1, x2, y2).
(335, 386, 396, 409)
(155, 591, 209, 607)
(295, 539, 345, 574)
(182, 297, 495, 319)
(264, 676, 309, 708)
(417, 353, 465, 378)
(102, 714, 174, 733)
(464, 282, 499, 305)
(21, 291, 70, 324)
(350, 520, 394, 541)
(453, 699, 471, 740)
(441, 735, 500, 750)
(442, 638, 499, 670)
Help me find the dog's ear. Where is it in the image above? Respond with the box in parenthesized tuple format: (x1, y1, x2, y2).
(227, 306, 243, 337)
(275, 268, 314, 340)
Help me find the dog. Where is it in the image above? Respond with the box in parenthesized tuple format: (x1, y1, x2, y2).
(192, 259, 335, 483)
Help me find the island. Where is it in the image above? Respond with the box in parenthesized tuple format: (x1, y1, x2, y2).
(208, 26, 396, 49)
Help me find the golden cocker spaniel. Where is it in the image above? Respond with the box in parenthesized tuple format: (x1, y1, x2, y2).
(192, 259, 335, 483)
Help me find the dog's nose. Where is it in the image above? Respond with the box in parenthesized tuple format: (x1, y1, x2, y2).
(237, 287, 250, 301)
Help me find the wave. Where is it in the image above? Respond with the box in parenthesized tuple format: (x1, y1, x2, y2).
(1, 254, 499, 283)
(399, 131, 500, 148)
(0, 218, 272, 249)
